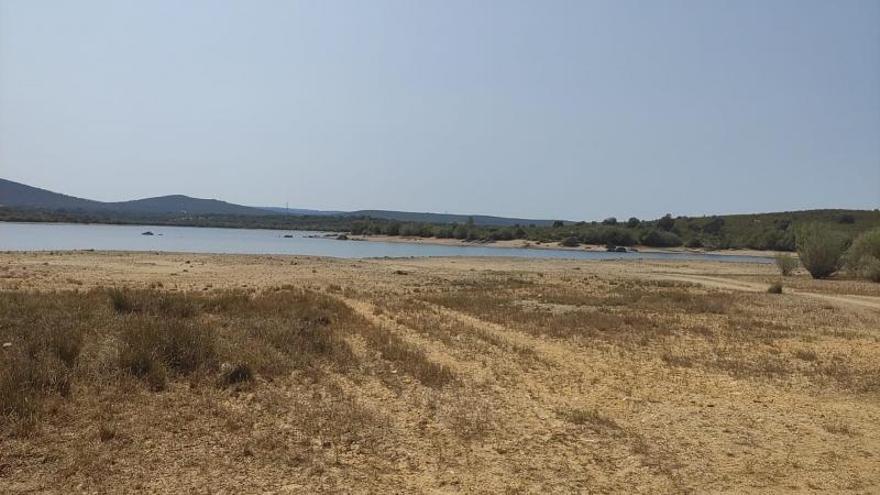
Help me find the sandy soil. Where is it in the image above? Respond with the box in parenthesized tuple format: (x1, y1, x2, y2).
(349, 234, 779, 257)
(1, 251, 879, 493)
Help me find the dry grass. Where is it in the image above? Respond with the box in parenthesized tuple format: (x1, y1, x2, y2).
(1, 252, 879, 493)
(353, 316, 456, 389)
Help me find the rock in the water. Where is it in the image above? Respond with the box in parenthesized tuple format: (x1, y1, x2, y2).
(141, 231, 154, 236)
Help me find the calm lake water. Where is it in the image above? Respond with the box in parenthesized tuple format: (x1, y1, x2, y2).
(0, 222, 771, 263)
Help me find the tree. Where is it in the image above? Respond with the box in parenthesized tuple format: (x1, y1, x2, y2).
(796, 223, 846, 279)
(658, 214, 675, 232)
(845, 228, 880, 282)
(602, 217, 617, 226)
(640, 230, 682, 247)
(626, 217, 640, 228)
(702, 216, 725, 235)
(552, 220, 565, 228)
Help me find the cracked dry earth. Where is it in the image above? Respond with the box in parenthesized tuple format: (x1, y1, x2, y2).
(1, 251, 879, 493)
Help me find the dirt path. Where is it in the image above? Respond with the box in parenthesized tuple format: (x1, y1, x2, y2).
(651, 273, 880, 311)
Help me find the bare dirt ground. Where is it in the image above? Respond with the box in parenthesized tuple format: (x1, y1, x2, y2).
(1, 251, 879, 494)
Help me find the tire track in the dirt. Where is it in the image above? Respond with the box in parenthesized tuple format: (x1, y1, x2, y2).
(415, 301, 692, 490)
(339, 296, 490, 384)
(336, 296, 670, 492)
(651, 273, 880, 311)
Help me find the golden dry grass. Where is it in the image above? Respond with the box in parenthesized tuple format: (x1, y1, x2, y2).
(1, 251, 879, 493)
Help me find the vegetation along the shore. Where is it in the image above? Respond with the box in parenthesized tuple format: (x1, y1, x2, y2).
(2, 206, 879, 251)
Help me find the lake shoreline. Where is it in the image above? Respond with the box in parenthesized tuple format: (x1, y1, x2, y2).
(348, 234, 779, 258)
(0, 222, 773, 263)
(1, 220, 783, 258)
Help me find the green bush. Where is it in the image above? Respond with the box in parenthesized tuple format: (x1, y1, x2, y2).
(796, 223, 846, 279)
(845, 228, 880, 282)
(774, 253, 798, 276)
(861, 258, 880, 283)
(640, 230, 683, 248)
(685, 238, 703, 248)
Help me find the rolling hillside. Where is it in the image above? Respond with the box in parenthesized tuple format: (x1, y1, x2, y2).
(0, 179, 273, 216)
(2, 178, 560, 225)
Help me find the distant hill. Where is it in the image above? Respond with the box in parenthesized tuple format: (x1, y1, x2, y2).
(0, 178, 105, 211)
(0, 179, 273, 216)
(2, 178, 561, 225)
(259, 206, 562, 226)
(345, 210, 560, 227)
(113, 195, 269, 216)
(260, 207, 345, 216)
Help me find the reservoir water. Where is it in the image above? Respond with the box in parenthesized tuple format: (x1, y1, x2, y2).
(0, 222, 772, 263)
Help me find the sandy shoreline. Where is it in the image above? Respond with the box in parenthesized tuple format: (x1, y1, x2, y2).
(349, 234, 778, 258)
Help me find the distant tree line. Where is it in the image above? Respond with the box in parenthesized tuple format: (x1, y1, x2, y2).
(2, 207, 878, 252)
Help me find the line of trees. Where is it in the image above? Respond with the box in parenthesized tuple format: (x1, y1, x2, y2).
(2, 207, 878, 253)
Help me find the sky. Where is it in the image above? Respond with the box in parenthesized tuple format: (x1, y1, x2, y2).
(1, 0, 878, 221)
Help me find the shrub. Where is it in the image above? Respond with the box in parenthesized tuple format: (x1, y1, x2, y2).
(860, 257, 880, 283)
(626, 217, 640, 228)
(845, 228, 880, 282)
(602, 217, 617, 226)
(686, 238, 703, 249)
(796, 223, 846, 279)
(774, 254, 798, 276)
(767, 281, 783, 294)
(640, 230, 683, 248)
(560, 236, 580, 247)
(837, 213, 856, 224)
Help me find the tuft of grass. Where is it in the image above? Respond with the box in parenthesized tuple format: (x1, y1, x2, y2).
(767, 281, 783, 294)
(793, 349, 818, 362)
(108, 288, 200, 318)
(558, 407, 621, 432)
(0, 292, 89, 420)
(118, 317, 218, 379)
(661, 352, 694, 368)
(218, 362, 253, 387)
(822, 420, 858, 437)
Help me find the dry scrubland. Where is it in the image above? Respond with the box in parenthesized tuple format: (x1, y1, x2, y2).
(1, 251, 879, 494)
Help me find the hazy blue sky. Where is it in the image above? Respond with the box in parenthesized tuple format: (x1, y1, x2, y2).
(1, 0, 878, 220)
